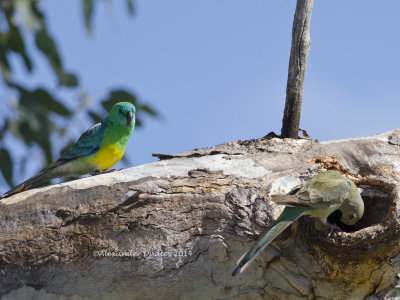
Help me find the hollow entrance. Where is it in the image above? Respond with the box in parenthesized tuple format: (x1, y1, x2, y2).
(327, 185, 392, 232)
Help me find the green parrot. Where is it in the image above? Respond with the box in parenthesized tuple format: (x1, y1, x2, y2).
(1, 102, 136, 199)
(232, 170, 364, 276)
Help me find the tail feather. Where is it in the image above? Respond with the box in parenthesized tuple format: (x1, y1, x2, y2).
(0, 168, 56, 199)
(232, 207, 307, 276)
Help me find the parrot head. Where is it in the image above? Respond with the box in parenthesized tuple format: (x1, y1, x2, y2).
(108, 102, 136, 128)
(340, 187, 365, 225)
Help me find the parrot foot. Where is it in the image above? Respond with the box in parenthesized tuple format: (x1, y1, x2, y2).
(326, 222, 343, 237)
(90, 169, 116, 176)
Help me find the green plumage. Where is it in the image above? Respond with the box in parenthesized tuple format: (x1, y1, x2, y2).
(232, 170, 364, 276)
(232, 206, 307, 277)
(1, 102, 136, 199)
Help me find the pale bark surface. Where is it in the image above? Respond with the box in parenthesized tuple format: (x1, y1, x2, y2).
(1, 130, 400, 299)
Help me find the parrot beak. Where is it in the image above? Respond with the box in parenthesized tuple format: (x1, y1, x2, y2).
(126, 111, 134, 125)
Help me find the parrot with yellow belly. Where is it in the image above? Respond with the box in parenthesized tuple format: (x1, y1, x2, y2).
(1, 102, 135, 199)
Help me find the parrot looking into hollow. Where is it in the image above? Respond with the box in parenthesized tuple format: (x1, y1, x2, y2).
(231, 170, 364, 276)
(1, 102, 136, 199)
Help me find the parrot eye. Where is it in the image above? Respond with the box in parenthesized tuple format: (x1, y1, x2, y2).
(349, 214, 355, 220)
(119, 109, 123, 114)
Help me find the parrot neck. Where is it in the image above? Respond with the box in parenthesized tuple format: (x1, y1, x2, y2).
(101, 118, 134, 150)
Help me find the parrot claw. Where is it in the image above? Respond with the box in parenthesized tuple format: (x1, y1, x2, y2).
(90, 169, 116, 176)
(326, 222, 342, 237)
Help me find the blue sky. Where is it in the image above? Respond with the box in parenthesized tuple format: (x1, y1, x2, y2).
(2, 0, 400, 189)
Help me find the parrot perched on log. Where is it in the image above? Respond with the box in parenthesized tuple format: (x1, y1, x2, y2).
(1, 102, 136, 199)
(232, 170, 364, 276)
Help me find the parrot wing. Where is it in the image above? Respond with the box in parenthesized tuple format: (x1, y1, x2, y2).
(47, 122, 105, 168)
(271, 175, 352, 209)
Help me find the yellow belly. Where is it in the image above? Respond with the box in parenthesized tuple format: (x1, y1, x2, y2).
(87, 145, 124, 170)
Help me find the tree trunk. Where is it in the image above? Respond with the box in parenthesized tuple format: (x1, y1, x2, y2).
(281, 0, 314, 138)
(1, 130, 400, 299)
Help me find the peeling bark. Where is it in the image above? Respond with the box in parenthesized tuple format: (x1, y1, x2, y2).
(1, 130, 400, 299)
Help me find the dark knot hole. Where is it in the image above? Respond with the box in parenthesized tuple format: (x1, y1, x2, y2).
(327, 185, 392, 232)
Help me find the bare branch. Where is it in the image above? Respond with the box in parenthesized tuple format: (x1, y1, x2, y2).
(281, 0, 314, 138)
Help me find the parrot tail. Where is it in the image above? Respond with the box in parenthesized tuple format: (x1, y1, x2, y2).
(232, 206, 308, 277)
(0, 168, 56, 199)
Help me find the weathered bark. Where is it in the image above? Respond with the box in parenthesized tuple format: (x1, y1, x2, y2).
(1, 130, 400, 299)
(281, 0, 314, 138)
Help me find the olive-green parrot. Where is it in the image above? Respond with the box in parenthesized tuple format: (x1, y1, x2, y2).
(232, 170, 364, 276)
